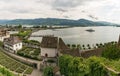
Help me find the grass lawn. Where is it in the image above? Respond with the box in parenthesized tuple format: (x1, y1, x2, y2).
(0, 51, 33, 75)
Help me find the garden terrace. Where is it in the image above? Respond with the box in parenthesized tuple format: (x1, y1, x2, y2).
(23, 40, 40, 48)
(17, 47, 41, 60)
(12, 29, 32, 40)
(0, 51, 33, 75)
(23, 40, 40, 46)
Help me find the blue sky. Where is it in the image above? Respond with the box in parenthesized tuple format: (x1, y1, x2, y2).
(0, 0, 119, 23)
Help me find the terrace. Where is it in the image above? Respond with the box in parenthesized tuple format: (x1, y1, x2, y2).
(0, 51, 33, 75)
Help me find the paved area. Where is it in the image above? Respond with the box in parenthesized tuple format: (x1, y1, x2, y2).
(28, 69, 42, 76)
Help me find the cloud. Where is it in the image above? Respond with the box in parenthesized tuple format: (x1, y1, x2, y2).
(81, 10, 86, 13)
(0, 0, 120, 23)
(63, 16, 70, 18)
(88, 15, 98, 20)
(53, 0, 81, 8)
(52, 0, 101, 10)
(55, 8, 68, 12)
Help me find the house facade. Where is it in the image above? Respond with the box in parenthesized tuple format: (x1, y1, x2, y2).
(0, 29, 10, 42)
(4, 36, 22, 53)
(40, 36, 59, 57)
(40, 36, 69, 58)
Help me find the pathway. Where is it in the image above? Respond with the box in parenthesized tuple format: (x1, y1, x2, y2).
(28, 69, 42, 76)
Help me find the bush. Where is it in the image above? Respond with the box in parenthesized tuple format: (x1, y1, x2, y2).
(102, 43, 120, 60)
(43, 66, 54, 76)
(0, 66, 14, 76)
(59, 55, 119, 76)
(47, 59, 55, 63)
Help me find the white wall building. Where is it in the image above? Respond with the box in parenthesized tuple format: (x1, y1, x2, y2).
(0, 29, 10, 42)
(4, 36, 22, 53)
(40, 36, 69, 58)
(40, 37, 59, 57)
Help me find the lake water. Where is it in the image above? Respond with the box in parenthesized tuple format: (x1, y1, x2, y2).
(29, 26, 120, 46)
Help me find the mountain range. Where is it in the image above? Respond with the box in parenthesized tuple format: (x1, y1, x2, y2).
(0, 18, 119, 26)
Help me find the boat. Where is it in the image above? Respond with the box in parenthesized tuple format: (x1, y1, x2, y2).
(86, 29, 95, 32)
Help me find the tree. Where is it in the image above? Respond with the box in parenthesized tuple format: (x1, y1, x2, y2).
(59, 55, 73, 76)
(102, 43, 120, 60)
(77, 44, 81, 49)
(87, 57, 107, 76)
(67, 44, 71, 48)
(18, 24, 22, 28)
(68, 57, 89, 76)
(72, 44, 76, 48)
(43, 66, 54, 76)
(87, 44, 91, 49)
(82, 45, 86, 50)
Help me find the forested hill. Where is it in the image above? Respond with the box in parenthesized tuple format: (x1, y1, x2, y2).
(0, 18, 119, 26)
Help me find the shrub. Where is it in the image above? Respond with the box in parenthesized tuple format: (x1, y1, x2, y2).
(43, 66, 54, 76)
(102, 43, 120, 60)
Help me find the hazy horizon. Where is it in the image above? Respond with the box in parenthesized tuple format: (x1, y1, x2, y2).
(0, 0, 119, 23)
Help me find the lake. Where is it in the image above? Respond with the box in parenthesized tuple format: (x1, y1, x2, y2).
(29, 26, 120, 46)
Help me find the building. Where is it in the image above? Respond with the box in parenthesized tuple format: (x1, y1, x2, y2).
(40, 36, 69, 58)
(0, 29, 10, 42)
(40, 36, 59, 57)
(4, 36, 22, 53)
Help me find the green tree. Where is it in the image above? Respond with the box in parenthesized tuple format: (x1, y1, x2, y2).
(72, 44, 76, 48)
(82, 45, 86, 50)
(102, 43, 120, 60)
(77, 44, 81, 49)
(18, 24, 22, 28)
(59, 55, 73, 76)
(67, 44, 71, 48)
(68, 57, 89, 76)
(43, 66, 54, 76)
(87, 57, 107, 76)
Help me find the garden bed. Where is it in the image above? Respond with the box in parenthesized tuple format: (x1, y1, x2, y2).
(17, 47, 41, 60)
(0, 51, 33, 75)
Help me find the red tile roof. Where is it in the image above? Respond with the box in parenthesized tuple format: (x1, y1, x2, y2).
(61, 48, 80, 57)
(41, 36, 58, 48)
(0, 29, 9, 36)
(4, 36, 21, 45)
(80, 48, 103, 58)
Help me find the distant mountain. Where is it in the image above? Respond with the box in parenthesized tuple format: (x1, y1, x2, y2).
(0, 18, 119, 26)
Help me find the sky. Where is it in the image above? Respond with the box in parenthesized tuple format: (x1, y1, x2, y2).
(0, 0, 120, 23)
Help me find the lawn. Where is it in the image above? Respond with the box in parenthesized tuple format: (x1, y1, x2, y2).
(17, 47, 41, 60)
(0, 51, 33, 75)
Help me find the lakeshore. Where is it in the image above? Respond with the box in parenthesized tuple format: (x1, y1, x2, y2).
(29, 26, 120, 46)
